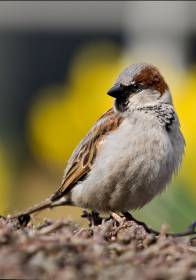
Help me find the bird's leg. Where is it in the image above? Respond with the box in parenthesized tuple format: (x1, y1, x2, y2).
(122, 212, 196, 237)
(81, 210, 103, 226)
(110, 212, 126, 226)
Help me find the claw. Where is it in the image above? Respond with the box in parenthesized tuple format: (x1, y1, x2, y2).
(111, 212, 126, 226)
(81, 210, 102, 226)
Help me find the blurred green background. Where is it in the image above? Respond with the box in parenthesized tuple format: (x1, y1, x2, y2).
(1, 2, 196, 231)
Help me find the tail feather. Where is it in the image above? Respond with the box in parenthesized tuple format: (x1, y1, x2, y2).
(12, 196, 69, 219)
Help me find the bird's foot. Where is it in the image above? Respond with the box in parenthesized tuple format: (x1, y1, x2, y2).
(110, 212, 126, 226)
(81, 210, 196, 237)
(81, 210, 103, 226)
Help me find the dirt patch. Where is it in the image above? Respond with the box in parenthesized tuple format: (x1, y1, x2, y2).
(0, 216, 196, 279)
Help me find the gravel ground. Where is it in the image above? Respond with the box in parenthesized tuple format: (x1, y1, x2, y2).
(0, 216, 196, 280)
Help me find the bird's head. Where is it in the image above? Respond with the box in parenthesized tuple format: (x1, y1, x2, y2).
(107, 63, 172, 113)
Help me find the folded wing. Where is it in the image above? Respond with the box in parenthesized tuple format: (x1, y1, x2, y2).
(51, 108, 124, 201)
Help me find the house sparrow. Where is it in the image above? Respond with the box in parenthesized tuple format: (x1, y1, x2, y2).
(14, 63, 185, 223)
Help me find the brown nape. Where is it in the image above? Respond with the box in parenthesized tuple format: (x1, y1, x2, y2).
(134, 65, 168, 95)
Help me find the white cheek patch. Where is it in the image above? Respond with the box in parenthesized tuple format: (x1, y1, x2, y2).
(127, 89, 173, 110)
(127, 89, 159, 107)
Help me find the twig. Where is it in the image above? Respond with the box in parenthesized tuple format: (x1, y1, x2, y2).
(123, 212, 196, 237)
(39, 220, 70, 235)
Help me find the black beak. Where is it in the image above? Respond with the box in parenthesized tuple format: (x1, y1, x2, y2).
(107, 84, 124, 98)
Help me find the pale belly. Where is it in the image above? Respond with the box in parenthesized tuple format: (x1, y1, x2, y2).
(71, 117, 184, 212)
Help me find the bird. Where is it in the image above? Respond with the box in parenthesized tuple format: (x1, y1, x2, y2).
(13, 63, 185, 225)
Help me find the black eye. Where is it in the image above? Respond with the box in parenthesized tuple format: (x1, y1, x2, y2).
(129, 83, 145, 93)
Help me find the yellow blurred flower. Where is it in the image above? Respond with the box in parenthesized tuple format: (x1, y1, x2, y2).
(173, 69, 196, 192)
(27, 42, 121, 169)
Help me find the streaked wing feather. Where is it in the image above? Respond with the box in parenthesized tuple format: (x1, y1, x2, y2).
(51, 108, 123, 201)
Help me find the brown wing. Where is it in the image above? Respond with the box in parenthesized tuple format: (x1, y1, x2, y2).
(51, 108, 124, 201)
